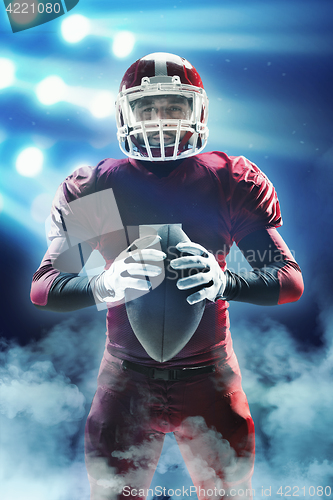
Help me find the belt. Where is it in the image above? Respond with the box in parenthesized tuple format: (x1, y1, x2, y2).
(122, 359, 216, 381)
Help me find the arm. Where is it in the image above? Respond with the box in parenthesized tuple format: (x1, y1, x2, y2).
(30, 166, 100, 312)
(30, 238, 97, 312)
(172, 156, 303, 306)
(171, 227, 303, 306)
(222, 227, 304, 305)
(31, 235, 166, 312)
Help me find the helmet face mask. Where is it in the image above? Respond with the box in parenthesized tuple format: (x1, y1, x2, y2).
(116, 53, 209, 161)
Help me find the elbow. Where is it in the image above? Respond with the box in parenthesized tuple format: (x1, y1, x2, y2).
(30, 265, 60, 308)
(277, 267, 304, 305)
(30, 281, 49, 308)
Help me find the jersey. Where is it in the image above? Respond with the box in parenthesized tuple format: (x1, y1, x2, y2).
(31, 151, 301, 368)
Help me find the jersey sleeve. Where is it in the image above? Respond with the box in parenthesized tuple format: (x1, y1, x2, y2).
(48, 165, 100, 246)
(221, 227, 304, 305)
(227, 156, 282, 244)
(30, 166, 100, 310)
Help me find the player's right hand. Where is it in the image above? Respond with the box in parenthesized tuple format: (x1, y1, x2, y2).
(93, 234, 166, 303)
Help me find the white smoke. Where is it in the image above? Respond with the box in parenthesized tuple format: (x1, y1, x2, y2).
(0, 317, 106, 500)
(148, 311, 333, 499)
(0, 359, 85, 424)
(231, 312, 333, 497)
(1, 308, 333, 500)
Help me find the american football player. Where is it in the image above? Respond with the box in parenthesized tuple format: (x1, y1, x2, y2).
(31, 53, 304, 500)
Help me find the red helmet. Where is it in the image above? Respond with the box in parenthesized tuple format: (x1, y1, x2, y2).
(115, 52, 209, 161)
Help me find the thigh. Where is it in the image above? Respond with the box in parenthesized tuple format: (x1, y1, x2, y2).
(174, 354, 255, 499)
(85, 354, 165, 500)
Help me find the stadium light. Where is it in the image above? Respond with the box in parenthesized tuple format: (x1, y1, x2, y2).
(61, 14, 91, 43)
(89, 91, 114, 118)
(16, 147, 44, 177)
(36, 76, 67, 105)
(112, 31, 135, 58)
(0, 58, 15, 89)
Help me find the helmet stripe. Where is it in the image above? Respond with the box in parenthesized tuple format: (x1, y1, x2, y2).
(154, 53, 168, 77)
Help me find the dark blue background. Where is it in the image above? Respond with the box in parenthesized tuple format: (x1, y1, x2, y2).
(1, 0, 332, 347)
(1, 1, 333, 498)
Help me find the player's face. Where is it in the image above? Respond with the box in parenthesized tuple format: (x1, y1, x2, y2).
(133, 95, 192, 147)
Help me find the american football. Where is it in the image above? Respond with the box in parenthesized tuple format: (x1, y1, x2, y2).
(125, 224, 206, 362)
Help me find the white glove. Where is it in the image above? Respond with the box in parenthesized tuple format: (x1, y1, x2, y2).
(170, 242, 226, 305)
(93, 234, 166, 303)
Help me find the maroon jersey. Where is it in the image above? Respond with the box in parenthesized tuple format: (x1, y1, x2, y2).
(31, 151, 283, 367)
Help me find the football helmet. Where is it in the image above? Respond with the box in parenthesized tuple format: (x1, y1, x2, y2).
(115, 52, 209, 161)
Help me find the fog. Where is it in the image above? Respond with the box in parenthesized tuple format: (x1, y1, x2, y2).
(1, 306, 332, 499)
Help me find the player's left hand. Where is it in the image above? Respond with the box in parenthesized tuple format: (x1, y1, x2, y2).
(170, 242, 226, 305)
